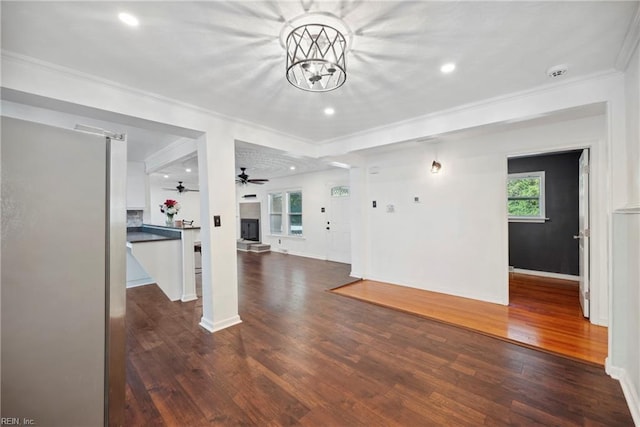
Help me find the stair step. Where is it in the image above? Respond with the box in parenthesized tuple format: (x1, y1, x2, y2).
(236, 241, 271, 253)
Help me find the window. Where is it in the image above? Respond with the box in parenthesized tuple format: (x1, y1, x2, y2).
(269, 190, 303, 236)
(288, 191, 302, 235)
(269, 193, 283, 234)
(331, 185, 350, 197)
(507, 171, 546, 222)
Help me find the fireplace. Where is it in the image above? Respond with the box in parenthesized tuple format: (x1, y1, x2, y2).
(240, 218, 260, 242)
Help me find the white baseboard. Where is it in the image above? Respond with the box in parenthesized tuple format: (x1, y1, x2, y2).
(181, 293, 198, 302)
(272, 248, 324, 261)
(126, 278, 154, 288)
(199, 315, 242, 333)
(512, 268, 579, 282)
(607, 360, 640, 426)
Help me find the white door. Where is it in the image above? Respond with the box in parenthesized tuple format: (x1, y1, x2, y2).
(327, 186, 351, 263)
(576, 149, 590, 318)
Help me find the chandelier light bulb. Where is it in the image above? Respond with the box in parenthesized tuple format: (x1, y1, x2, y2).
(286, 23, 347, 92)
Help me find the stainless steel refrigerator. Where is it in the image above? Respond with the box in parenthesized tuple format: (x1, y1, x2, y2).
(1, 116, 126, 426)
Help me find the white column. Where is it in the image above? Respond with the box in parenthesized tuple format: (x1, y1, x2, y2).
(180, 228, 198, 302)
(349, 166, 368, 278)
(196, 130, 242, 332)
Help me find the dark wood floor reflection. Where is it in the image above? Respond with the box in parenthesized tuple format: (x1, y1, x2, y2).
(125, 252, 632, 426)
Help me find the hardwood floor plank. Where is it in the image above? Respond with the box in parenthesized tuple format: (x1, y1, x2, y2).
(332, 274, 607, 365)
(125, 252, 632, 426)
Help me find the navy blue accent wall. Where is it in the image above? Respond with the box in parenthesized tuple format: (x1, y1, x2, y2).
(508, 151, 581, 275)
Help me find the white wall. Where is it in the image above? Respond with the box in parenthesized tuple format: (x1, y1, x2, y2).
(236, 168, 349, 260)
(149, 175, 202, 227)
(609, 39, 640, 425)
(626, 41, 640, 208)
(360, 116, 606, 307)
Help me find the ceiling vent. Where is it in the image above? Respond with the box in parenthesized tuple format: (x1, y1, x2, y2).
(547, 65, 568, 78)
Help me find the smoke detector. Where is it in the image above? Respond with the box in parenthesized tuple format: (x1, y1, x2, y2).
(547, 64, 568, 78)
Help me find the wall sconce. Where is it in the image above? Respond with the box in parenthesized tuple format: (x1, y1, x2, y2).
(431, 160, 442, 173)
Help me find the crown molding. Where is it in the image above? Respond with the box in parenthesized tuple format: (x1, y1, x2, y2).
(615, 3, 640, 71)
(0, 50, 313, 146)
(318, 68, 622, 148)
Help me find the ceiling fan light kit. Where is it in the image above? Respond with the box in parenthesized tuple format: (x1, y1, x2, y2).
(162, 181, 199, 193)
(236, 167, 269, 185)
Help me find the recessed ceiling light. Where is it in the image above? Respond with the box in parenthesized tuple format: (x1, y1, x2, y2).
(440, 63, 456, 74)
(324, 107, 335, 116)
(163, 174, 169, 179)
(290, 166, 296, 171)
(185, 168, 192, 173)
(118, 12, 139, 27)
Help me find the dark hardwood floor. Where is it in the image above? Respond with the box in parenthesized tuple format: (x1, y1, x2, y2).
(125, 252, 633, 426)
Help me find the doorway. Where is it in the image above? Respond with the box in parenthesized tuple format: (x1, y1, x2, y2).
(507, 149, 589, 318)
(326, 185, 351, 263)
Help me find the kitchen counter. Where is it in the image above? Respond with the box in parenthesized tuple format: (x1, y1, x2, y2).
(125, 224, 198, 303)
(126, 225, 182, 244)
(142, 223, 201, 231)
(126, 231, 180, 243)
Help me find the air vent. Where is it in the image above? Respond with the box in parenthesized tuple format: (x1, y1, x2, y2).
(547, 65, 568, 78)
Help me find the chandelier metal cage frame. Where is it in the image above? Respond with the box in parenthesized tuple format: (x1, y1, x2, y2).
(285, 23, 347, 92)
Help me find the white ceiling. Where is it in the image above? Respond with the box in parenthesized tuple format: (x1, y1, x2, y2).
(150, 140, 338, 185)
(2, 1, 636, 145)
(1, 1, 636, 184)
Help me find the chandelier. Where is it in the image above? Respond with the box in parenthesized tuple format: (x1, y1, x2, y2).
(285, 23, 347, 92)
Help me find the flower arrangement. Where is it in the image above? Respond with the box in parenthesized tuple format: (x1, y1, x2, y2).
(160, 199, 181, 216)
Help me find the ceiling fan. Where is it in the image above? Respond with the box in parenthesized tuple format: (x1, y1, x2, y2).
(236, 167, 269, 185)
(162, 181, 199, 193)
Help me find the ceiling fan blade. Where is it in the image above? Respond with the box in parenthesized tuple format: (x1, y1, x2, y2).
(162, 187, 178, 191)
(247, 179, 269, 182)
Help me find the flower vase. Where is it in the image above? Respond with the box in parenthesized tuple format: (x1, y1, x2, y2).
(165, 214, 174, 227)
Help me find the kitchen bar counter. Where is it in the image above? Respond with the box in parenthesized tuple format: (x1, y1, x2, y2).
(127, 225, 182, 242)
(126, 231, 180, 243)
(126, 224, 199, 303)
(141, 224, 201, 231)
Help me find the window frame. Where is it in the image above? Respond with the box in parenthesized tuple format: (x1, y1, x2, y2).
(268, 189, 304, 237)
(287, 191, 303, 236)
(507, 171, 547, 223)
(268, 192, 283, 234)
(330, 185, 350, 197)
